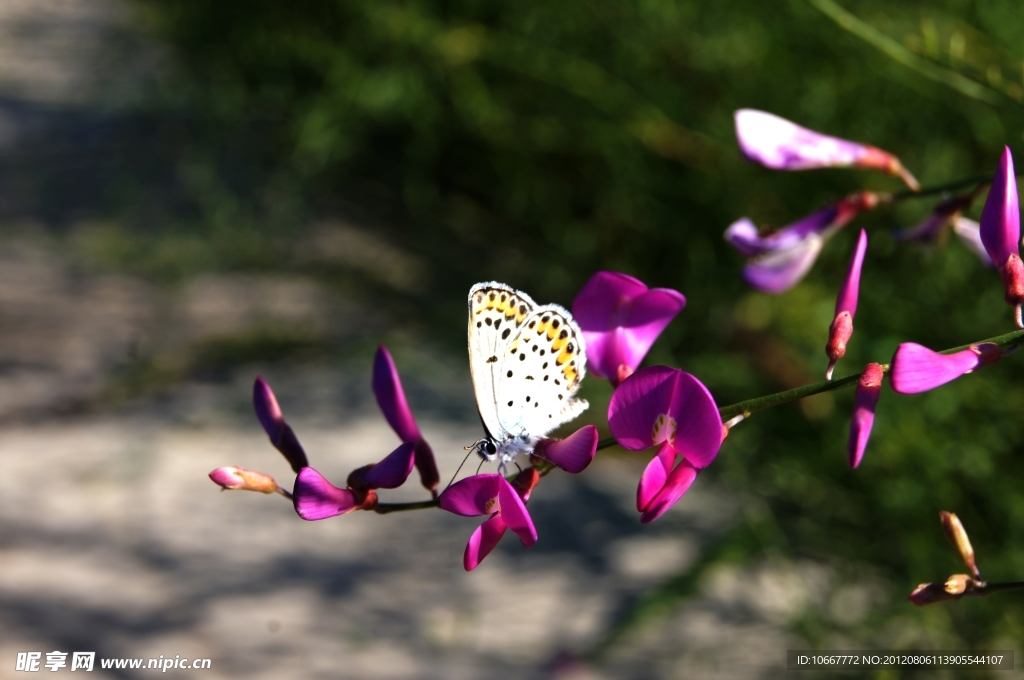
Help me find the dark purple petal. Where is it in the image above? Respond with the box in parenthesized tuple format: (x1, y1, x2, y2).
(640, 459, 698, 524)
(608, 366, 681, 450)
(890, 344, 980, 395)
(637, 442, 674, 512)
(980, 146, 1020, 268)
(464, 514, 507, 571)
(293, 467, 358, 520)
(439, 474, 502, 517)
(359, 442, 416, 489)
(847, 363, 883, 469)
(735, 109, 866, 170)
(952, 218, 994, 266)
(413, 438, 440, 495)
(253, 377, 308, 472)
(497, 477, 537, 547)
(835, 229, 868, 316)
(534, 425, 599, 474)
(372, 346, 422, 443)
(253, 376, 284, 439)
(894, 211, 951, 243)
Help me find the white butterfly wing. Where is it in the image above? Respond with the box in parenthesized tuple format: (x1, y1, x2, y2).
(467, 282, 537, 440)
(493, 304, 588, 443)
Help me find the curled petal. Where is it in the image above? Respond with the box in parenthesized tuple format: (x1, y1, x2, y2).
(497, 477, 537, 547)
(359, 442, 416, 489)
(735, 109, 865, 170)
(640, 459, 698, 524)
(951, 217, 994, 266)
(744, 234, 825, 294)
(847, 363, 883, 468)
(293, 467, 358, 520)
(637, 442, 674, 512)
(253, 377, 308, 472)
(735, 109, 916, 188)
(534, 425, 599, 474)
(890, 344, 984, 394)
(980, 146, 1020, 268)
(439, 474, 502, 517)
(464, 514, 508, 571)
(572, 271, 685, 383)
(608, 366, 722, 468)
(372, 346, 423, 443)
(726, 207, 837, 258)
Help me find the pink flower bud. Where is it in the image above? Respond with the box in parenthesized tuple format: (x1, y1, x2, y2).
(209, 466, 280, 494)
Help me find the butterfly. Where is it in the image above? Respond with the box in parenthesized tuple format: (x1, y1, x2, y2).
(467, 282, 588, 472)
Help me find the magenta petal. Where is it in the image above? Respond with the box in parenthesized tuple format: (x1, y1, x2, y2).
(744, 234, 825, 294)
(497, 477, 537, 547)
(372, 346, 422, 443)
(608, 366, 681, 450)
(637, 442, 675, 512)
(980, 146, 1020, 267)
(735, 109, 865, 171)
(360, 442, 416, 489)
(464, 514, 508, 571)
(293, 467, 358, 520)
(890, 344, 980, 395)
(640, 459, 698, 524)
(439, 474, 502, 516)
(835, 229, 867, 316)
(572, 271, 686, 380)
(536, 425, 599, 473)
(253, 377, 308, 472)
(609, 367, 722, 468)
(664, 373, 723, 468)
(847, 363, 884, 469)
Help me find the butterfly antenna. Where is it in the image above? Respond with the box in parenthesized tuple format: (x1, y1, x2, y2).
(445, 445, 478, 491)
(476, 458, 486, 475)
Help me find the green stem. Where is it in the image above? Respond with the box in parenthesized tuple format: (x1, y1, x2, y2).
(889, 174, 991, 202)
(972, 580, 1024, 596)
(375, 498, 439, 514)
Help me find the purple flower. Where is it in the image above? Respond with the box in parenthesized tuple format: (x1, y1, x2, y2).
(253, 376, 309, 472)
(890, 342, 1003, 395)
(373, 346, 440, 495)
(293, 467, 378, 520)
(209, 466, 282, 494)
(726, 192, 881, 294)
(291, 441, 417, 520)
(572, 272, 686, 386)
(734, 109, 919, 189)
(440, 470, 540, 570)
(847, 363, 883, 469)
(607, 366, 723, 523)
(825, 229, 868, 379)
(979, 147, 1024, 327)
(532, 424, 599, 474)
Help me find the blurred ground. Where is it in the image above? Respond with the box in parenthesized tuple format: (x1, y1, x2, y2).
(0, 1, 1021, 679)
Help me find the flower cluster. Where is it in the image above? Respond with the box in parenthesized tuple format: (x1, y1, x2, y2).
(208, 110, 1024, 591)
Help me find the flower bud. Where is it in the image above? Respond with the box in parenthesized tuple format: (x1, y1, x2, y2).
(940, 511, 980, 578)
(908, 581, 961, 606)
(209, 466, 280, 494)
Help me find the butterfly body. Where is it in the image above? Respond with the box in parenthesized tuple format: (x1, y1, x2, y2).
(467, 282, 588, 470)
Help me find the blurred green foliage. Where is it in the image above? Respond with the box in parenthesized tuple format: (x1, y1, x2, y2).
(118, 0, 1024, 665)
